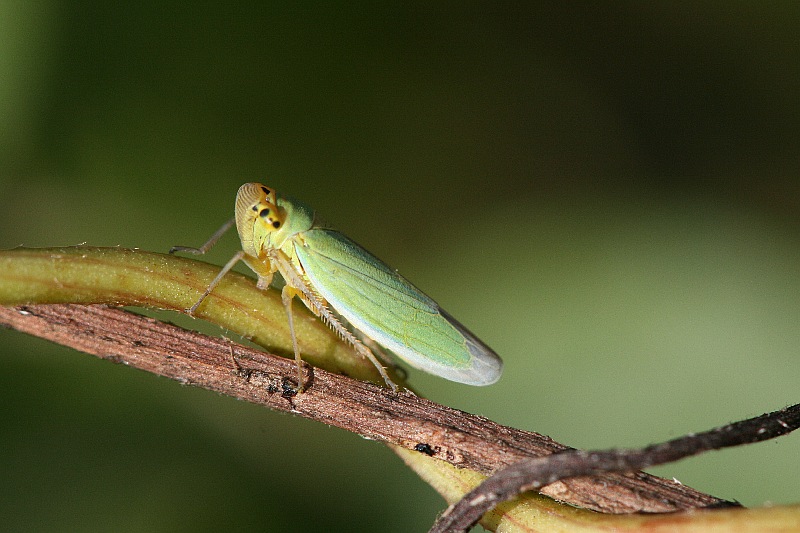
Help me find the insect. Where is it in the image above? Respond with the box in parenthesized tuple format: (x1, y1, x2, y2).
(171, 183, 503, 391)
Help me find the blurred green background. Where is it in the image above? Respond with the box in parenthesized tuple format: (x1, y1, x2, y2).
(2, 3, 799, 531)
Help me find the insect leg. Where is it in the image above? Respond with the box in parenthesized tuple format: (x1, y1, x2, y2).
(169, 217, 236, 255)
(359, 334, 407, 381)
(280, 285, 307, 391)
(268, 248, 399, 392)
(186, 250, 245, 314)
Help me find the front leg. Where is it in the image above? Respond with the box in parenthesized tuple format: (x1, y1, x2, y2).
(244, 253, 308, 390)
(256, 272, 274, 290)
(242, 255, 276, 291)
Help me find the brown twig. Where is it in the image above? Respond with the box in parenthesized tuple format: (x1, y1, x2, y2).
(431, 404, 799, 532)
(0, 303, 732, 515)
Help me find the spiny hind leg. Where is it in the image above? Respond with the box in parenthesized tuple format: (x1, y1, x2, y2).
(269, 248, 399, 392)
(359, 334, 407, 381)
(349, 339, 399, 392)
(280, 284, 396, 391)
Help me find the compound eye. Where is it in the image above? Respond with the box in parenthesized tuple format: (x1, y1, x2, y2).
(259, 185, 277, 204)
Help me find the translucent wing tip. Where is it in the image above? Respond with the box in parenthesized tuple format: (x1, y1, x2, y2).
(439, 309, 504, 386)
(451, 340, 503, 386)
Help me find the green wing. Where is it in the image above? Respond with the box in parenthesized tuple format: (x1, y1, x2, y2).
(293, 228, 502, 385)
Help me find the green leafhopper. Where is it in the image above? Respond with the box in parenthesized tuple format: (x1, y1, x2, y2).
(172, 183, 503, 391)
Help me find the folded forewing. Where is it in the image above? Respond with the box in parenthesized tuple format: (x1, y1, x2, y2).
(294, 229, 501, 384)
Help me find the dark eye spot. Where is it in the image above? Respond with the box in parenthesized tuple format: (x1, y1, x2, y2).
(261, 186, 269, 194)
(259, 208, 270, 218)
(272, 221, 281, 229)
(251, 205, 258, 212)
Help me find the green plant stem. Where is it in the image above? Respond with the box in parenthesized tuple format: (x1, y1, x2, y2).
(0, 246, 390, 382)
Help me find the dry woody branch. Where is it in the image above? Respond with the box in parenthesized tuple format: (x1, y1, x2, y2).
(0, 303, 729, 514)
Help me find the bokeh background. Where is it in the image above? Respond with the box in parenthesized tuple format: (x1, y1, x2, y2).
(2, 3, 799, 531)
